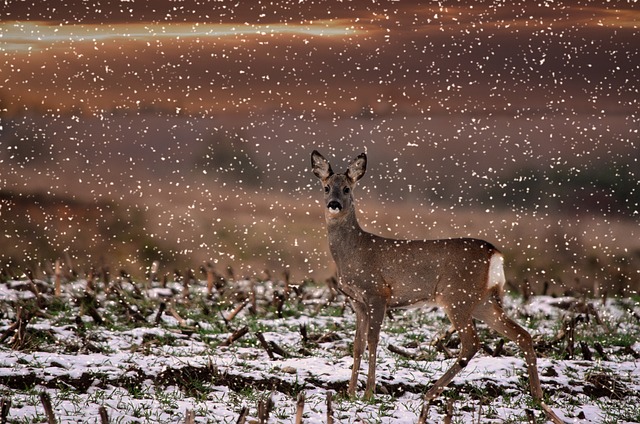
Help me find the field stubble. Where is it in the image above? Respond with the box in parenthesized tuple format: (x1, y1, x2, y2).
(0, 269, 639, 423)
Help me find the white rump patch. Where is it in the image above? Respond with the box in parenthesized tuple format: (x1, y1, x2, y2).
(488, 253, 506, 289)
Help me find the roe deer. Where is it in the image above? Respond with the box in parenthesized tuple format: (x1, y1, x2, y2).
(311, 150, 564, 424)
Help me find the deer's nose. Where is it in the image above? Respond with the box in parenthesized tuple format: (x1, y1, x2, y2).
(327, 200, 342, 213)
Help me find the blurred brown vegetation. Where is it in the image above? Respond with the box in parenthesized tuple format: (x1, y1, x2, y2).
(1, 112, 638, 296)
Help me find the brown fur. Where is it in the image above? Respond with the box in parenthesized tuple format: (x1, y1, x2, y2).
(311, 150, 564, 424)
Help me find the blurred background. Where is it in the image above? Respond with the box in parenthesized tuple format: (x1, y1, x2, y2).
(1, 1, 638, 295)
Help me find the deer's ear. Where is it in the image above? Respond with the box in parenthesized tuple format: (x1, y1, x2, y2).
(346, 153, 367, 184)
(311, 150, 333, 180)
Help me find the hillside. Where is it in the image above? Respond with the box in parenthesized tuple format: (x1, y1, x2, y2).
(1, 111, 639, 294)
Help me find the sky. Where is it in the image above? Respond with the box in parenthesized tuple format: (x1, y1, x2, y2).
(0, 1, 639, 280)
(1, 0, 638, 116)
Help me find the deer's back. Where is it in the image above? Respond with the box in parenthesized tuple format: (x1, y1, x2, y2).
(334, 233, 500, 309)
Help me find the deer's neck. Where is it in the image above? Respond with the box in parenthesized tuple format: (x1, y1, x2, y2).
(326, 207, 365, 259)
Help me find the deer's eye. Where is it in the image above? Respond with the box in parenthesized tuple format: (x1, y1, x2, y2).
(324, 186, 330, 193)
(343, 187, 350, 194)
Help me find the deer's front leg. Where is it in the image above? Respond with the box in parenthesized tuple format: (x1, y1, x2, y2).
(363, 296, 387, 401)
(349, 301, 368, 397)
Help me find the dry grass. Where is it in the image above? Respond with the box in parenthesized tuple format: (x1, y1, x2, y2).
(2, 182, 638, 297)
(1, 113, 638, 295)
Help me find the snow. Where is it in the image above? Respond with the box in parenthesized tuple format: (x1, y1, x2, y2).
(1, 1, 639, 422)
(0, 278, 639, 423)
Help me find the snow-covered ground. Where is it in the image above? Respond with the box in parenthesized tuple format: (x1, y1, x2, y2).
(0, 277, 639, 423)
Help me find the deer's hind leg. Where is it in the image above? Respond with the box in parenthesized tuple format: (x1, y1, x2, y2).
(473, 296, 543, 400)
(424, 309, 480, 402)
(473, 297, 567, 424)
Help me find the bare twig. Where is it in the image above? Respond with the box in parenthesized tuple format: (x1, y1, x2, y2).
(204, 263, 215, 298)
(268, 340, 290, 358)
(111, 284, 146, 323)
(557, 315, 584, 360)
(226, 299, 251, 322)
(54, 259, 62, 297)
(326, 391, 334, 424)
(388, 344, 418, 360)
(182, 268, 194, 302)
(324, 276, 338, 304)
(148, 261, 160, 290)
(39, 392, 57, 424)
(154, 302, 167, 326)
(257, 392, 273, 424)
(25, 270, 47, 309)
(226, 266, 235, 281)
(220, 326, 249, 347)
(167, 306, 188, 327)
(80, 290, 104, 325)
(235, 407, 249, 424)
(481, 343, 494, 356)
(493, 339, 505, 357)
(521, 279, 532, 302)
(580, 341, 593, 361)
(256, 332, 275, 360)
(273, 290, 286, 318)
(101, 265, 111, 294)
(443, 398, 454, 424)
(295, 391, 305, 424)
(434, 337, 455, 360)
(86, 268, 96, 293)
(98, 406, 109, 424)
(0, 313, 22, 344)
(74, 316, 86, 339)
(417, 401, 430, 424)
(184, 409, 195, 424)
(1, 397, 11, 424)
(540, 402, 566, 424)
(525, 409, 536, 424)
(249, 281, 258, 315)
(283, 269, 291, 299)
(219, 310, 232, 331)
(300, 324, 309, 344)
(624, 345, 640, 359)
(63, 251, 77, 279)
(2, 307, 33, 350)
(594, 342, 609, 361)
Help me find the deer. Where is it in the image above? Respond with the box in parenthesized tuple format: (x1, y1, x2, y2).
(311, 150, 564, 424)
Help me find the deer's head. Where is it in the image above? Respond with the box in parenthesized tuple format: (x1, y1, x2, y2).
(311, 150, 367, 220)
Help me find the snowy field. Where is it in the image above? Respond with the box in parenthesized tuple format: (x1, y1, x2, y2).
(0, 276, 639, 423)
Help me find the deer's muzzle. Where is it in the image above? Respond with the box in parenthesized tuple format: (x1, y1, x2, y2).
(327, 200, 342, 214)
